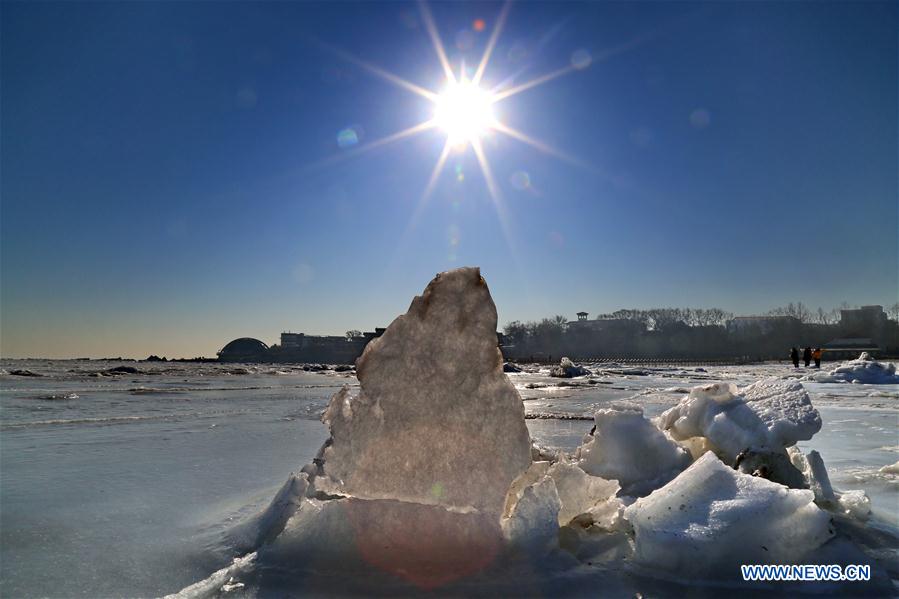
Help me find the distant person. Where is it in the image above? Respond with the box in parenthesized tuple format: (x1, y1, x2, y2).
(812, 347, 822, 369)
(790, 347, 800, 368)
(803, 346, 812, 367)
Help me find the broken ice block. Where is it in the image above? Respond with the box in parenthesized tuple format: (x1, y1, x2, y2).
(577, 403, 690, 496)
(658, 379, 821, 462)
(624, 452, 834, 578)
(312, 267, 533, 515)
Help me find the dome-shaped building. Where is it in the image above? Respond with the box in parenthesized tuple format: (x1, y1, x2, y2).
(217, 337, 269, 362)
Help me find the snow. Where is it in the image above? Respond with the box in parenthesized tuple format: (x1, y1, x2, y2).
(577, 403, 690, 496)
(810, 353, 899, 384)
(311, 267, 532, 515)
(624, 452, 835, 578)
(658, 379, 821, 462)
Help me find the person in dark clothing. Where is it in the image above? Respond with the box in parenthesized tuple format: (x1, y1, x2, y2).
(803, 346, 812, 367)
(812, 347, 822, 369)
(790, 347, 800, 368)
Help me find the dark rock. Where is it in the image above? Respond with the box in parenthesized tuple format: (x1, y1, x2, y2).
(503, 362, 522, 373)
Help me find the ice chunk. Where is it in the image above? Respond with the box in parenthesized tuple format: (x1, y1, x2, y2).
(811, 353, 899, 384)
(658, 379, 821, 461)
(500, 475, 561, 555)
(741, 379, 822, 448)
(788, 446, 836, 504)
(880, 460, 899, 475)
(545, 462, 620, 526)
(577, 403, 690, 496)
(836, 490, 871, 521)
(312, 267, 532, 515)
(624, 453, 835, 578)
(549, 357, 591, 378)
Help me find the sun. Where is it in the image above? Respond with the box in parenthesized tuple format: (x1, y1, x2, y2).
(433, 80, 496, 147)
(316, 0, 599, 220)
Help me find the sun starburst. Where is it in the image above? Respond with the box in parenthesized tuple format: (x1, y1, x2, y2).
(316, 1, 601, 234)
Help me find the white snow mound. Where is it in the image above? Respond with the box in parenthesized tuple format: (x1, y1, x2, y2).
(624, 452, 834, 578)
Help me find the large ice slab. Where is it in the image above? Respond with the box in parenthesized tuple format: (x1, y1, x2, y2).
(624, 452, 834, 578)
(658, 379, 821, 461)
(577, 403, 691, 496)
(312, 267, 532, 515)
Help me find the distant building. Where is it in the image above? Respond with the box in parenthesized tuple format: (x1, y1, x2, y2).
(280, 332, 346, 350)
(823, 337, 880, 359)
(568, 316, 645, 334)
(217, 338, 269, 362)
(840, 306, 888, 335)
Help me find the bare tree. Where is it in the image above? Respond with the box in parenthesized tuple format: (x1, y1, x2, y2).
(888, 303, 899, 322)
(345, 330, 363, 341)
(707, 308, 732, 326)
(503, 321, 528, 346)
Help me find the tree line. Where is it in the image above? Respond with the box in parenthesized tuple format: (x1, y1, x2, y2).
(502, 302, 899, 360)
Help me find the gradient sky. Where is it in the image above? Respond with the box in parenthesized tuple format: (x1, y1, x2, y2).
(2, 1, 896, 358)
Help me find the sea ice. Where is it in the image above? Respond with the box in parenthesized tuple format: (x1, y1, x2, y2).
(788, 446, 836, 505)
(226, 473, 309, 553)
(550, 357, 591, 378)
(836, 490, 871, 520)
(810, 353, 899, 384)
(310, 267, 533, 515)
(500, 474, 561, 555)
(624, 452, 835, 578)
(577, 403, 691, 497)
(545, 461, 621, 526)
(658, 379, 821, 463)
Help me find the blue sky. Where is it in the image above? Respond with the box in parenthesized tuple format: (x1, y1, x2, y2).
(2, 1, 896, 358)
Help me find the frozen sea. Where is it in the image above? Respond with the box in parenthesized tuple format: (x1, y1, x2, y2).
(1, 359, 897, 597)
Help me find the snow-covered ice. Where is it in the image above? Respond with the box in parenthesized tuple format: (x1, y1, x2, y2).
(550, 357, 591, 378)
(809, 352, 899, 384)
(625, 452, 834, 578)
(576, 402, 690, 496)
(658, 378, 821, 462)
